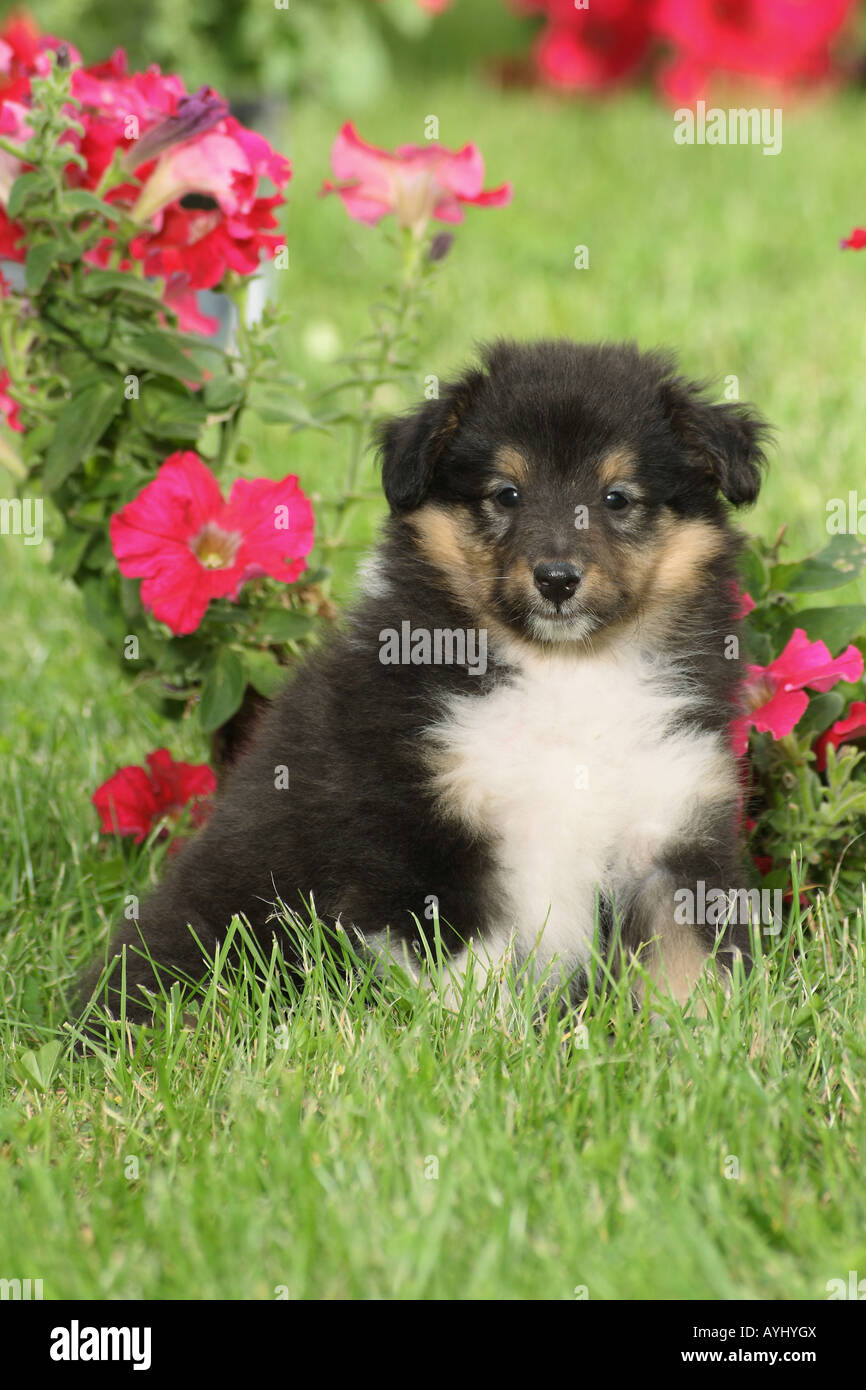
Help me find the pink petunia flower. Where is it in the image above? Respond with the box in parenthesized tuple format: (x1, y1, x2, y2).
(517, 0, 656, 94)
(162, 272, 220, 335)
(110, 451, 315, 636)
(814, 701, 866, 771)
(70, 52, 188, 192)
(68, 53, 292, 296)
(93, 748, 216, 843)
(731, 627, 864, 756)
(126, 125, 289, 292)
(731, 583, 755, 620)
(0, 98, 31, 204)
(0, 12, 79, 103)
(321, 122, 511, 235)
(0, 97, 32, 260)
(654, 0, 856, 104)
(1, 24, 292, 317)
(0, 365, 21, 431)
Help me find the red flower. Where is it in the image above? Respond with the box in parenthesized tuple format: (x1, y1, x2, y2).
(519, 0, 656, 94)
(731, 583, 755, 620)
(126, 114, 290, 291)
(66, 53, 292, 295)
(655, 0, 856, 103)
(732, 627, 864, 756)
(110, 451, 315, 636)
(321, 122, 511, 235)
(70, 51, 187, 191)
(841, 228, 866, 250)
(93, 748, 216, 843)
(0, 97, 32, 261)
(814, 701, 866, 771)
(0, 12, 78, 102)
(162, 273, 220, 335)
(0, 25, 291, 320)
(0, 365, 22, 431)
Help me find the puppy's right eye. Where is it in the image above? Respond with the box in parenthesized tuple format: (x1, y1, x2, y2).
(604, 490, 630, 511)
(495, 485, 520, 509)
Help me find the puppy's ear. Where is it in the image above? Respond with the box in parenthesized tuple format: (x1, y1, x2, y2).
(376, 370, 484, 514)
(660, 375, 770, 507)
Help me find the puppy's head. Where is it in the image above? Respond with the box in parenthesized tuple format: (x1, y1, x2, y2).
(377, 340, 769, 647)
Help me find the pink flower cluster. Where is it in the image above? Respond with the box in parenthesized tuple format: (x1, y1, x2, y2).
(0, 13, 290, 332)
(110, 451, 315, 636)
(92, 748, 216, 843)
(733, 621, 864, 762)
(515, 0, 856, 102)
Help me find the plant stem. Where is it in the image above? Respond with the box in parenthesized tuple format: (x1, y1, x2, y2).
(323, 228, 430, 576)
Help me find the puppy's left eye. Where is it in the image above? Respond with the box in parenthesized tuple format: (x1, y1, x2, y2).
(495, 485, 520, 509)
(604, 490, 630, 511)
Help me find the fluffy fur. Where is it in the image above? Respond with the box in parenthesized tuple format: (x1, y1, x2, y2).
(78, 339, 770, 1023)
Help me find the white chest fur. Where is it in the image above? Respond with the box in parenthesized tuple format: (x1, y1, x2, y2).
(425, 639, 735, 978)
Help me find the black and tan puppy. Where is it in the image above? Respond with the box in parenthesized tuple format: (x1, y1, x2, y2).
(78, 339, 768, 1024)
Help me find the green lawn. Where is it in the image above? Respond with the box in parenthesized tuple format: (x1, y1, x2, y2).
(1, 66, 866, 1299)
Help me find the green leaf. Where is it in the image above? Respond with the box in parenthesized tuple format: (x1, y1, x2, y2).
(0, 430, 26, 482)
(203, 376, 245, 413)
(262, 371, 306, 389)
(81, 576, 128, 648)
(61, 189, 121, 219)
(247, 385, 319, 426)
(199, 649, 245, 733)
(204, 606, 256, 626)
(114, 330, 204, 383)
(796, 692, 845, 738)
(42, 381, 120, 491)
(737, 545, 768, 602)
(26, 239, 65, 294)
(7, 170, 52, 220)
(771, 535, 866, 594)
(50, 525, 94, 578)
(243, 649, 287, 699)
(778, 606, 866, 654)
(744, 629, 774, 666)
(15, 1040, 62, 1092)
(81, 269, 162, 300)
(255, 609, 315, 643)
(130, 380, 208, 443)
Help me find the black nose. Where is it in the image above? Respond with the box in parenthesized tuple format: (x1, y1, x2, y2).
(533, 561, 581, 605)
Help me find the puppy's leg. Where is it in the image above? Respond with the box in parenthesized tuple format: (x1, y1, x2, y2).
(613, 860, 752, 1010)
(74, 828, 265, 1027)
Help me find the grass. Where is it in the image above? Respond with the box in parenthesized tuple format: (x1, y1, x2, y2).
(2, 57, 866, 1299)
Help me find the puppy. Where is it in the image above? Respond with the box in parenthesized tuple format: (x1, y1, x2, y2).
(78, 339, 768, 1024)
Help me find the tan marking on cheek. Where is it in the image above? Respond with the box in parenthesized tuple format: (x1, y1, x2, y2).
(502, 556, 537, 606)
(493, 444, 529, 485)
(576, 563, 620, 608)
(599, 448, 638, 489)
(408, 505, 498, 617)
(648, 516, 726, 597)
